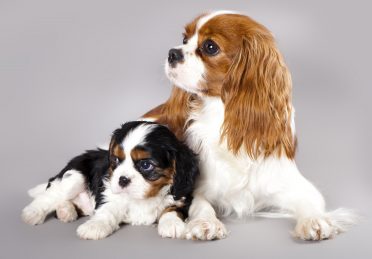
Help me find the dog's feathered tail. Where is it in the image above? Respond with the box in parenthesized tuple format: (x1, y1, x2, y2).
(325, 208, 359, 233)
(28, 183, 48, 198)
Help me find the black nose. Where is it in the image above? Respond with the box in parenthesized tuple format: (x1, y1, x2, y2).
(168, 48, 184, 66)
(118, 176, 131, 188)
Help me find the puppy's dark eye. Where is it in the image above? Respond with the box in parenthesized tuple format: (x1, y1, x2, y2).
(183, 36, 188, 45)
(138, 160, 154, 172)
(110, 156, 120, 166)
(201, 39, 219, 56)
(137, 160, 161, 181)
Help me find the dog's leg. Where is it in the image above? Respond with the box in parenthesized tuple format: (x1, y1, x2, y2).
(56, 191, 96, 222)
(22, 170, 85, 225)
(257, 158, 357, 241)
(76, 200, 124, 240)
(289, 183, 357, 241)
(158, 206, 186, 239)
(184, 195, 228, 240)
(56, 201, 78, 223)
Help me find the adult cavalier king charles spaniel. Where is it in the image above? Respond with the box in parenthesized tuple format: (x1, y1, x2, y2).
(143, 11, 357, 241)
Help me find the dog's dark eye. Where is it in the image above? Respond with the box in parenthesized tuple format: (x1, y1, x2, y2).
(110, 156, 120, 166)
(201, 39, 219, 56)
(183, 36, 188, 45)
(138, 160, 154, 172)
(137, 160, 161, 181)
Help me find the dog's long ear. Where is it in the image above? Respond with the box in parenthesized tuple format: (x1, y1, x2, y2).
(170, 144, 199, 200)
(221, 34, 296, 159)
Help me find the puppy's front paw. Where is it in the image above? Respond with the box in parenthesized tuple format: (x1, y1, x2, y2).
(293, 217, 337, 241)
(56, 201, 78, 223)
(22, 205, 47, 225)
(77, 220, 116, 240)
(158, 212, 186, 239)
(185, 217, 228, 240)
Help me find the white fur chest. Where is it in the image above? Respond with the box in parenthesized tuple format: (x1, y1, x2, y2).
(186, 97, 256, 217)
(101, 184, 175, 225)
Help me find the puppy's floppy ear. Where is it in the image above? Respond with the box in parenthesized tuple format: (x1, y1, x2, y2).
(109, 126, 124, 153)
(170, 144, 199, 200)
(108, 137, 115, 154)
(221, 34, 295, 159)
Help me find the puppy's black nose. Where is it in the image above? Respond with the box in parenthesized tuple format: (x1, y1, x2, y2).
(118, 176, 131, 188)
(168, 48, 184, 66)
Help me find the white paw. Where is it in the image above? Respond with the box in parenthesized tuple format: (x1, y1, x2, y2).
(56, 202, 78, 223)
(22, 205, 47, 225)
(77, 220, 116, 240)
(158, 212, 186, 239)
(293, 217, 337, 241)
(185, 218, 228, 240)
(129, 214, 157, 226)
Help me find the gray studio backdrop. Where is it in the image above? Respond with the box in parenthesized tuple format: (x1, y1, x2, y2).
(0, 1, 371, 259)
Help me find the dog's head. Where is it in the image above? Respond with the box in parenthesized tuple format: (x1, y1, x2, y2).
(165, 11, 295, 159)
(108, 121, 198, 200)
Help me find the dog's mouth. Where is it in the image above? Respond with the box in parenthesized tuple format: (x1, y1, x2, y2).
(165, 65, 202, 95)
(166, 69, 178, 80)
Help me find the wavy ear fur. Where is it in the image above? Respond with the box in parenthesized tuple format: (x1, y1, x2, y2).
(221, 34, 296, 159)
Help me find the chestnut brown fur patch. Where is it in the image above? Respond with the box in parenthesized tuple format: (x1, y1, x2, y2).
(112, 143, 125, 160)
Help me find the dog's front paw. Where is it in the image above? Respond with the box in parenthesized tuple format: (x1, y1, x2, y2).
(185, 217, 228, 240)
(56, 201, 78, 223)
(77, 220, 117, 240)
(293, 217, 337, 241)
(22, 205, 47, 225)
(158, 212, 186, 239)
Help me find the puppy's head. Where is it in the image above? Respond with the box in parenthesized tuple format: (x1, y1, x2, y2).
(165, 11, 295, 159)
(108, 121, 198, 200)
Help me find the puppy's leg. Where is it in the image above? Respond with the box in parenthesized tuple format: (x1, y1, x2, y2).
(158, 206, 186, 239)
(76, 201, 123, 240)
(22, 170, 85, 225)
(56, 201, 78, 223)
(56, 191, 95, 222)
(185, 195, 228, 240)
(260, 158, 357, 240)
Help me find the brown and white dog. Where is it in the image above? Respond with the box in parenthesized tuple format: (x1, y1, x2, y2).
(143, 11, 357, 241)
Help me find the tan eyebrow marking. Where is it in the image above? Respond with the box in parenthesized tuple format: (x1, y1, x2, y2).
(130, 147, 151, 161)
(112, 144, 125, 160)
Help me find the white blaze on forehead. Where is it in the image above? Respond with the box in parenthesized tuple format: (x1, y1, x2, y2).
(196, 10, 239, 32)
(187, 10, 239, 51)
(184, 34, 198, 53)
(121, 123, 157, 155)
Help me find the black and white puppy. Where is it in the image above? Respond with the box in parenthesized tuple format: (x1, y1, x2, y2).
(22, 121, 199, 240)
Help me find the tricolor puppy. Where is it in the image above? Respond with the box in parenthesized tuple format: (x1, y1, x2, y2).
(22, 121, 199, 240)
(144, 11, 358, 241)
